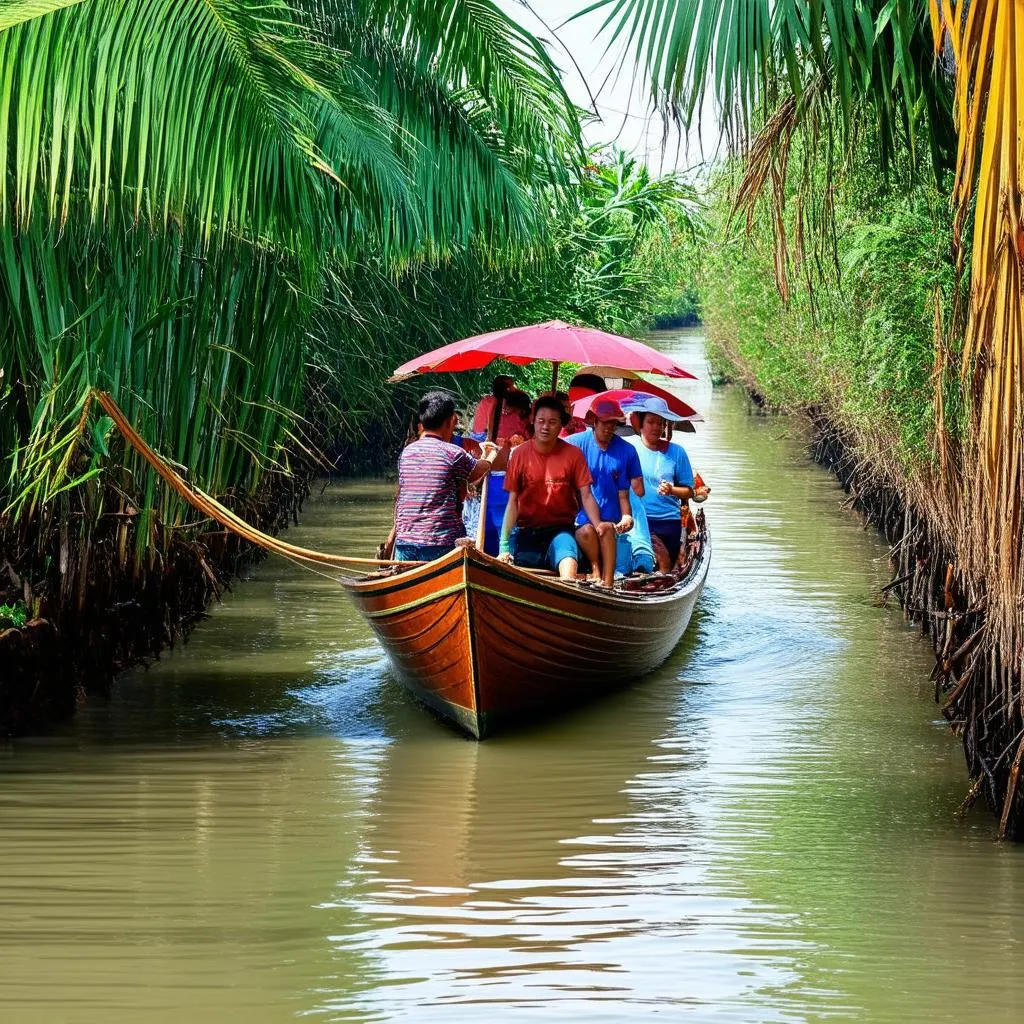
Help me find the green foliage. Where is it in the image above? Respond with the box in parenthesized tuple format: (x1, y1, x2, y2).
(0, 0, 584, 615)
(584, 0, 955, 182)
(476, 149, 702, 339)
(0, 601, 27, 629)
(701, 153, 960, 467)
(0, 1, 702, 630)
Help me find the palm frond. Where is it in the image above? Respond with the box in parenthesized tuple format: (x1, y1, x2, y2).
(0, 1, 87, 33)
(0, 0, 400, 252)
(581, 0, 953, 177)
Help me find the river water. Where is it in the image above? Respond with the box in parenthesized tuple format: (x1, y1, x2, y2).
(3, 330, 1023, 1022)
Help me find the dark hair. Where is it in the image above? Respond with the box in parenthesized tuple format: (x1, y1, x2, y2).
(418, 390, 457, 430)
(532, 394, 570, 427)
(631, 410, 667, 431)
(503, 390, 531, 414)
(568, 372, 606, 394)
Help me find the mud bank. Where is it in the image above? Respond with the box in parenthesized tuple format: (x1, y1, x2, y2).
(0, 474, 309, 737)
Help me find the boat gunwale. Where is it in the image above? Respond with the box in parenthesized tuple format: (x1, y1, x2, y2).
(342, 532, 710, 610)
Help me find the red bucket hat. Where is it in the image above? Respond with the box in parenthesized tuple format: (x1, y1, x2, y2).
(588, 396, 626, 423)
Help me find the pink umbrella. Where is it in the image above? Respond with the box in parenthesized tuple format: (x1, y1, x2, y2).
(571, 388, 703, 425)
(390, 320, 696, 381)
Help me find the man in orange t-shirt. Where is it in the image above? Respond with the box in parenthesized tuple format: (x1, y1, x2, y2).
(497, 396, 605, 580)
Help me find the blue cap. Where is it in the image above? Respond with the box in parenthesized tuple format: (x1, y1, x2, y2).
(620, 394, 686, 422)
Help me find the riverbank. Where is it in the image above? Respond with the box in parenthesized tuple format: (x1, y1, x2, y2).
(0, 473, 308, 736)
(701, 192, 1023, 834)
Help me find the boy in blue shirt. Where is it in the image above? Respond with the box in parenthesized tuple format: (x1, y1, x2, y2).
(566, 397, 644, 587)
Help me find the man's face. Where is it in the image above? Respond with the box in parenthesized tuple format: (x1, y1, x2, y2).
(533, 407, 563, 443)
(441, 412, 459, 441)
(593, 417, 618, 444)
(640, 413, 667, 444)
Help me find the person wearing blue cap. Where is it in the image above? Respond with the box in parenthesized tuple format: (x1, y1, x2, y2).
(625, 395, 695, 569)
(565, 396, 644, 587)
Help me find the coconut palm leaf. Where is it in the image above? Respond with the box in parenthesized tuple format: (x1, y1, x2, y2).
(321, 0, 583, 255)
(368, 0, 581, 158)
(0, 1, 87, 33)
(0, 0, 413, 254)
(579, 0, 953, 175)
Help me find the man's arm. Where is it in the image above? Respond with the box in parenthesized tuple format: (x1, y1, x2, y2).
(579, 484, 604, 531)
(615, 489, 634, 534)
(467, 441, 498, 483)
(626, 447, 644, 497)
(497, 491, 518, 562)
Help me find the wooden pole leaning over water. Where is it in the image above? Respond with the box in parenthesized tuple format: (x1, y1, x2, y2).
(95, 390, 410, 570)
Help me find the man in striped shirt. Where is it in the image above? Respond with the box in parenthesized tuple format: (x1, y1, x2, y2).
(394, 392, 498, 562)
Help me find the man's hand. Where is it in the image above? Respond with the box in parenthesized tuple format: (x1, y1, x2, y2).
(614, 514, 634, 535)
(480, 441, 499, 461)
(496, 552, 514, 564)
(657, 479, 674, 497)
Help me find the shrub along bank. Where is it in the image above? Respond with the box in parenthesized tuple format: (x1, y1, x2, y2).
(701, 163, 1024, 836)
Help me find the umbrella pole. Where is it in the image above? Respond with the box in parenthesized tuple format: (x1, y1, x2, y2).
(474, 379, 507, 551)
(550, 360, 561, 393)
(475, 476, 491, 549)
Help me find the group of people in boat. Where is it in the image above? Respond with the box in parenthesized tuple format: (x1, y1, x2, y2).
(388, 374, 708, 584)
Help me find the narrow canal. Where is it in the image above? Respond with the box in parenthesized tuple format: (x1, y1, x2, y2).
(2, 330, 1023, 1023)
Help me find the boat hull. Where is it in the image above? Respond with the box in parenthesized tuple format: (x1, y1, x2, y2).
(344, 540, 709, 738)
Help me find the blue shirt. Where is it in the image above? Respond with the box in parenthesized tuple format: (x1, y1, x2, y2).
(566, 429, 643, 525)
(614, 487, 655, 577)
(627, 436, 695, 522)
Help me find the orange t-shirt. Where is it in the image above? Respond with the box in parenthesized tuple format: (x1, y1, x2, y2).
(504, 439, 592, 528)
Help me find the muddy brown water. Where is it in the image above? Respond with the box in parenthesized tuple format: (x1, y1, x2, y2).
(3, 330, 1024, 1022)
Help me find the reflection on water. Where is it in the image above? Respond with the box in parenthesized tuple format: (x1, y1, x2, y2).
(2, 331, 1024, 1023)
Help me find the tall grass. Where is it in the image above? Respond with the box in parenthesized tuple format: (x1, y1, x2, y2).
(701, 152, 960, 469)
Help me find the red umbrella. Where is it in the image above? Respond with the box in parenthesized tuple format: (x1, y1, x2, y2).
(390, 320, 696, 380)
(571, 388, 703, 424)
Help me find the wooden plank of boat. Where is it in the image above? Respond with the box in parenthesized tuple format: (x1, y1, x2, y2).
(342, 528, 710, 738)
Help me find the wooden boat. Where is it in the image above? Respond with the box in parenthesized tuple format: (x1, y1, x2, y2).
(92, 387, 709, 740)
(343, 515, 709, 738)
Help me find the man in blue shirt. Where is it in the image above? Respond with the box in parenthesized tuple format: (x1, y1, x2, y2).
(566, 397, 644, 587)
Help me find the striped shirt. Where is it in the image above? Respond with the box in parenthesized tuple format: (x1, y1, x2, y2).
(395, 436, 477, 546)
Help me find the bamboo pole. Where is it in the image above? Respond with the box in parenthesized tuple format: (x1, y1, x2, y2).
(95, 390, 410, 569)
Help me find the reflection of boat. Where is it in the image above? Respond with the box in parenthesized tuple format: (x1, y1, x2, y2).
(360, 649, 692, 893)
(342, 521, 709, 738)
